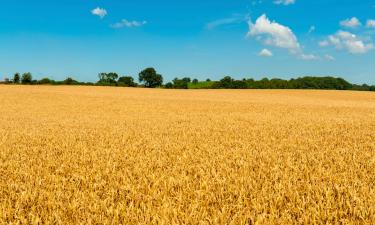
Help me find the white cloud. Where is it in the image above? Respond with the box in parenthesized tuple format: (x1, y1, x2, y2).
(247, 14, 300, 53)
(91, 7, 107, 19)
(366, 19, 375, 28)
(207, 18, 239, 30)
(206, 15, 248, 30)
(321, 30, 374, 54)
(300, 54, 318, 60)
(324, 54, 335, 61)
(258, 49, 273, 57)
(340, 17, 361, 28)
(111, 20, 147, 28)
(274, 0, 296, 5)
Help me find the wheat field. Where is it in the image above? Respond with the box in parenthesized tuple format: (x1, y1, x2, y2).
(0, 85, 375, 224)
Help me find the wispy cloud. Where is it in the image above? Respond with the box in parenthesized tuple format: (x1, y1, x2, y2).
(300, 54, 318, 61)
(324, 54, 335, 61)
(308, 26, 316, 34)
(206, 14, 249, 30)
(111, 19, 147, 29)
(274, 0, 296, 6)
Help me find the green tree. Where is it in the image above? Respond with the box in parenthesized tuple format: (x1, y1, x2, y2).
(165, 82, 173, 89)
(118, 76, 137, 87)
(13, 73, 20, 84)
(63, 77, 78, 85)
(172, 77, 192, 89)
(21, 73, 32, 84)
(213, 76, 247, 89)
(139, 68, 163, 88)
(181, 77, 191, 83)
(192, 79, 199, 84)
(98, 72, 119, 84)
(38, 78, 54, 84)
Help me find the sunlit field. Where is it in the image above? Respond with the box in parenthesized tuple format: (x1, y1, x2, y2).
(1, 85, 375, 224)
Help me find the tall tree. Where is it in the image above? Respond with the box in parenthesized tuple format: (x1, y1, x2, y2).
(21, 73, 32, 84)
(13, 73, 20, 84)
(139, 68, 163, 88)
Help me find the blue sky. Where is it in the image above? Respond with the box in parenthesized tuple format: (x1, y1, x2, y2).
(1, 0, 375, 83)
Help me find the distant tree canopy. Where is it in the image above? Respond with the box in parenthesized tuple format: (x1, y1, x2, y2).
(207, 76, 354, 90)
(212, 76, 248, 89)
(21, 73, 32, 84)
(98, 72, 119, 84)
(118, 76, 137, 87)
(171, 77, 191, 89)
(139, 68, 163, 88)
(38, 77, 54, 84)
(63, 77, 79, 85)
(3, 67, 375, 92)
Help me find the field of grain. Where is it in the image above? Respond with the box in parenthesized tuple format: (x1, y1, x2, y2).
(0, 85, 375, 224)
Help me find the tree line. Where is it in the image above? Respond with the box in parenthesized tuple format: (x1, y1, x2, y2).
(1, 67, 375, 91)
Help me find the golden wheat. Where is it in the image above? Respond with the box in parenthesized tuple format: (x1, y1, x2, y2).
(0, 85, 375, 224)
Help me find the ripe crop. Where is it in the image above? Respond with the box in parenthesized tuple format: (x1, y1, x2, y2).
(1, 85, 374, 224)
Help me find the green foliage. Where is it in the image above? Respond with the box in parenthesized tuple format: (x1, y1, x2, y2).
(21, 73, 32, 84)
(4, 68, 375, 92)
(38, 78, 55, 84)
(171, 77, 192, 89)
(98, 72, 119, 84)
(286, 77, 352, 90)
(139, 68, 163, 88)
(187, 81, 215, 89)
(63, 77, 79, 85)
(118, 76, 137, 87)
(209, 76, 354, 90)
(212, 76, 247, 89)
(164, 82, 173, 89)
(13, 73, 20, 84)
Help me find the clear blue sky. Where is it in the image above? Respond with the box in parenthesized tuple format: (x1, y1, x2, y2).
(1, 0, 375, 83)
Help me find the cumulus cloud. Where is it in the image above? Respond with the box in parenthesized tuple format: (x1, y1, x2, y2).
(247, 14, 300, 53)
(321, 30, 373, 54)
(366, 19, 375, 28)
(274, 0, 296, 5)
(111, 20, 147, 28)
(340, 17, 361, 28)
(91, 7, 107, 19)
(258, 49, 273, 57)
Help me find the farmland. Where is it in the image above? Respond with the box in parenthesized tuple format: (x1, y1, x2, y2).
(1, 85, 375, 224)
